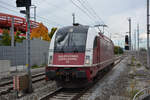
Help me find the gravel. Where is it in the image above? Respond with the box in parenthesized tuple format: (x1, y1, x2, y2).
(80, 56, 131, 100)
(0, 67, 45, 85)
(0, 80, 57, 100)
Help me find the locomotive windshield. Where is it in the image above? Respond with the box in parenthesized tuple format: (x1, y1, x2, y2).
(54, 26, 89, 53)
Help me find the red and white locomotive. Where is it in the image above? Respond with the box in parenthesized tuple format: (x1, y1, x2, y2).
(46, 25, 114, 88)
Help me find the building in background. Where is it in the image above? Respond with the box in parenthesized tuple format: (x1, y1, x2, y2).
(0, 12, 39, 38)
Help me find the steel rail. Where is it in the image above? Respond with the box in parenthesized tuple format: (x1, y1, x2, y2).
(39, 87, 63, 100)
(0, 72, 45, 88)
(0, 73, 45, 96)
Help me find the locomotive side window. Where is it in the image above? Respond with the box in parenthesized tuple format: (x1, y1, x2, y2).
(93, 37, 97, 48)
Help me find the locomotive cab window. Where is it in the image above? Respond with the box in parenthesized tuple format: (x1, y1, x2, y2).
(54, 26, 89, 53)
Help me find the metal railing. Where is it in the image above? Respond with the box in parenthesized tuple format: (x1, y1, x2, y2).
(133, 87, 150, 100)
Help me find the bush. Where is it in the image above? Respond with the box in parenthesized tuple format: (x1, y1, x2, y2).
(114, 46, 124, 54)
(140, 48, 147, 52)
(1, 29, 11, 46)
(31, 64, 39, 69)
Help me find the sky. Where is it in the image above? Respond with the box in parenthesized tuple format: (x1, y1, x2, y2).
(0, 0, 148, 48)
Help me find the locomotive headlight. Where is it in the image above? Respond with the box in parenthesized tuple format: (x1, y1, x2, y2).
(49, 56, 53, 64)
(85, 56, 90, 64)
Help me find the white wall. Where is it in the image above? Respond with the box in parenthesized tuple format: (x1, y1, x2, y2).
(0, 60, 10, 78)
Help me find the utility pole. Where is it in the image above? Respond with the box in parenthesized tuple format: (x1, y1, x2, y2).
(26, 5, 32, 93)
(11, 17, 14, 47)
(16, 0, 32, 93)
(137, 24, 140, 57)
(72, 13, 75, 25)
(31, 5, 36, 22)
(147, 0, 150, 69)
(33, 6, 36, 22)
(118, 41, 120, 55)
(128, 18, 132, 51)
(134, 30, 136, 51)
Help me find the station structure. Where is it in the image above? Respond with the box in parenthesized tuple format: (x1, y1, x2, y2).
(0, 12, 39, 38)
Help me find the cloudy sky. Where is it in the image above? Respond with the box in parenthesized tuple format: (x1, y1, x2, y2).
(0, 0, 147, 48)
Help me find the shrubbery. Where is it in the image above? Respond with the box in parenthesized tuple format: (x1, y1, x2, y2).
(114, 46, 124, 54)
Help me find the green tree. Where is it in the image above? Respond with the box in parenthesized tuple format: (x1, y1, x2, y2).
(15, 31, 24, 43)
(1, 29, 11, 46)
(49, 27, 57, 41)
(114, 46, 123, 54)
(140, 48, 147, 52)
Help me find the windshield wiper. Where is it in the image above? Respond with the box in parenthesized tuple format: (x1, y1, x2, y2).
(60, 47, 64, 53)
(72, 43, 78, 53)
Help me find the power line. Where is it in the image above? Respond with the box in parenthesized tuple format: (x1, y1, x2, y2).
(0, 1, 18, 9)
(0, 4, 20, 14)
(70, 0, 95, 25)
(36, 15, 62, 26)
(76, 0, 97, 23)
(83, 0, 105, 24)
(0, 2, 62, 27)
(75, 0, 105, 25)
(77, 0, 108, 34)
(34, 0, 71, 24)
(39, 0, 93, 25)
(70, 0, 107, 33)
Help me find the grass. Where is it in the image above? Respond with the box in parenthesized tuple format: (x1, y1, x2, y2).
(129, 89, 144, 99)
(40, 63, 47, 67)
(136, 63, 141, 68)
(31, 64, 39, 69)
(128, 80, 144, 99)
(131, 56, 135, 66)
(31, 64, 47, 69)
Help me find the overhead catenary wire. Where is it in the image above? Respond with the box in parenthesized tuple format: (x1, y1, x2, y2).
(76, 0, 98, 24)
(83, 0, 105, 24)
(38, 0, 97, 26)
(36, 15, 62, 27)
(32, 0, 71, 24)
(36, 0, 92, 25)
(70, 0, 95, 25)
(76, 0, 105, 25)
(70, 0, 108, 33)
(0, 1, 62, 27)
(0, 4, 20, 14)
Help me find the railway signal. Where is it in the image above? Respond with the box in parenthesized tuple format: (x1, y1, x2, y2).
(16, 0, 31, 7)
(20, 10, 26, 14)
(16, 0, 32, 93)
(128, 18, 132, 51)
(137, 24, 140, 58)
(125, 35, 129, 50)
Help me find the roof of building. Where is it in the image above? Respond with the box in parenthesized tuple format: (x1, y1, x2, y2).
(0, 13, 39, 32)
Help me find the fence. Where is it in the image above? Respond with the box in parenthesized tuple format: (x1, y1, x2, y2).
(0, 39, 50, 66)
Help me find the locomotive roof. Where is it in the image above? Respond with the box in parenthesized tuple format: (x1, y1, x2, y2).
(57, 25, 89, 33)
(57, 25, 113, 44)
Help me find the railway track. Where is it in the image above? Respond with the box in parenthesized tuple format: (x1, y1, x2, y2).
(0, 72, 45, 87)
(39, 87, 90, 100)
(39, 56, 125, 100)
(0, 72, 45, 96)
(0, 56, 125, 98)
